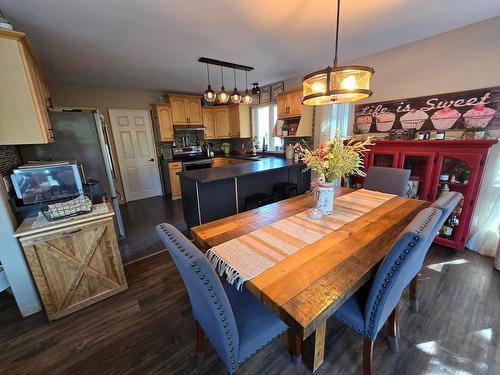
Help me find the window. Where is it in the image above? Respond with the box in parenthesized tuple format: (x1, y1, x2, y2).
(252, 104, 283, 151)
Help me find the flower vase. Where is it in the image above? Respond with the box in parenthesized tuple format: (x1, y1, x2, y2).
(315, 183, 335, 215)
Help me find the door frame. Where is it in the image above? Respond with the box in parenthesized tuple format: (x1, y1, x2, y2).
(108, 109, 162, 202)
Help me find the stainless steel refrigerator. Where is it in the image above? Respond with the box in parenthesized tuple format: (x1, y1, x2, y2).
(18, 109, 125, 237)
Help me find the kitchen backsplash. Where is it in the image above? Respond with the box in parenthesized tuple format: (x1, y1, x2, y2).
(0, 145, 22, 177)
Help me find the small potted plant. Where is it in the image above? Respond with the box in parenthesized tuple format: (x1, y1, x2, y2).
(294, 130, 372, 215)
(281, 123, 289, 137)
(462, 127, 488, 140)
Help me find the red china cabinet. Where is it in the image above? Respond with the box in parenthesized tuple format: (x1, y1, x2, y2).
(350, 139, 497, 250)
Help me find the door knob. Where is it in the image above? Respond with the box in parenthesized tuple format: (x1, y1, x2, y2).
(150, 158, 154, 162)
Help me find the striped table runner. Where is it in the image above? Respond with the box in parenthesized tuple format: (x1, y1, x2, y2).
(206, 189, 395, 289)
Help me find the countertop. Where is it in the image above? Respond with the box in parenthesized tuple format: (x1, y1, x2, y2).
(178, 156, 304, 183)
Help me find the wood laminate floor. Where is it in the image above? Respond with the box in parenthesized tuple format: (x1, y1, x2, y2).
(0, 245, 498, 375)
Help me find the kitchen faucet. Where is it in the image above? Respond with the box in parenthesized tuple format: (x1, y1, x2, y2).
(262, 137, 268, 155)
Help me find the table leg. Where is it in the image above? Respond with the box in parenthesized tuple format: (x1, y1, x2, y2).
(289, 329, 302, 365)
(310, 321, 327, 372)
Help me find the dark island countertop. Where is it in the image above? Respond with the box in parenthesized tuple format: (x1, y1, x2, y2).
(179, 156, 305, 183)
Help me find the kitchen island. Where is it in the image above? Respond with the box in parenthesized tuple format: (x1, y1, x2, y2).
(179, 156, 311, 228)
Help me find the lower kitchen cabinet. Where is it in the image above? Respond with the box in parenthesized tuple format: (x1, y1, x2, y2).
(169, 161, 183, 199)
(15, 205, 127, 320)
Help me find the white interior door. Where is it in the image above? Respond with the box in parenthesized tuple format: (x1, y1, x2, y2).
(108, 109, 162, 202)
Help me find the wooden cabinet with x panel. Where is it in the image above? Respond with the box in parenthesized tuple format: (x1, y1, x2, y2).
(15, 204, 127, 320)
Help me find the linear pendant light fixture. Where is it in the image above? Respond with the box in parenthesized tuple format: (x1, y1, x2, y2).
(203, 63, 216, 102)
(217, 65, 229, 104)
(199, 57, 254, 104)
(302, 0, 374, 105)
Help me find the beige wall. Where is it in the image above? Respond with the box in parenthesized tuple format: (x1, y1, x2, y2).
(50, 84, 164, 201)
(347, 16, 500, 135)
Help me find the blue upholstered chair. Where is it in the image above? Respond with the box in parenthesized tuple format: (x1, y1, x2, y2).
(363, 166, 411, 196)
(156, 223, 288, 374)
(332, 207, 440, 375)
(407, 191, 463, 311)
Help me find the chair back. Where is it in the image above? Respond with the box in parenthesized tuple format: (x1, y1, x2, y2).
(431, 191, 463, 235)
(363, 166, 411, 196)
(156, 224, 239, 372)
(363, 207, 440, 340)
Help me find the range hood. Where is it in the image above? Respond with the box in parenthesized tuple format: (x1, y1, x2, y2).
(173, 124, 206, 131)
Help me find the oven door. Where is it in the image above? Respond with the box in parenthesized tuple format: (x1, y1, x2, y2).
(183, 159, 213, 171)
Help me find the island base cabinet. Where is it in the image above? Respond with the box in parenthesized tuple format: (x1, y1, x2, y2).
(19, 218, 127, 320)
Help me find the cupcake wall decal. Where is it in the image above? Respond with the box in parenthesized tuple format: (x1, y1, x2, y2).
(463, 104, 496, 128)
(400, 108, 428, 130)
(354, 115, 372, 133)
(431, 107, 461, 130)
(375, 112, 396, 132)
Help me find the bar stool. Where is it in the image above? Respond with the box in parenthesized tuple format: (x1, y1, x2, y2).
(244, 193, 274, 211)
(272, 182, 298, 201)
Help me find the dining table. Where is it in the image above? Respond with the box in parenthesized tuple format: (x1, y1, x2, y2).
(191, 187, 430, 372)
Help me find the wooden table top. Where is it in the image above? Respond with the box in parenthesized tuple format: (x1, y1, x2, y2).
(192, 187, 429, 339)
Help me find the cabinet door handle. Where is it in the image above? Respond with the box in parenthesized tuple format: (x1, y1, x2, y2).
(62, 229, 82, 236)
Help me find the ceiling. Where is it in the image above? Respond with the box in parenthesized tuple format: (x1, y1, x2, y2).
(2, 0, 500, 93)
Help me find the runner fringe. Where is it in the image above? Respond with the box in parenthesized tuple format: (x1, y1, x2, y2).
(206, 248, 246, 290)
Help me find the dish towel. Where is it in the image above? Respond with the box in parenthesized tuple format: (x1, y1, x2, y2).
(206, 189, 395, 289)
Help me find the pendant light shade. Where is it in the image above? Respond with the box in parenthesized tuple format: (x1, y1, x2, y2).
(302, 0, 374, 105)
(217, 65, 229, 103)
(203, 64, 216, 102)
(230, 68, 241, 103)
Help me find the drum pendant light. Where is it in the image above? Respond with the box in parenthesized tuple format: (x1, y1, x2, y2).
(302, 0, 374, 105)
(241, 71, 253, 105)
(203, 63, 216, 102)
(217, 65, 229, 104)
(230, 68, 242, 103)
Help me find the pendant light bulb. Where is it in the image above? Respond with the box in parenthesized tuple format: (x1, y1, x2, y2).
(230, 68, 241, 103)
(217, 65, 229, 103)
(203, 63, 216, 102)
(241, 71, 253, 104)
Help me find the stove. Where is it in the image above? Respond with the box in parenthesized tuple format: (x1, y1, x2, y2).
(172, 146, 213, 170)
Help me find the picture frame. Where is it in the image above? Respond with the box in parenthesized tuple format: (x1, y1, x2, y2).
(260, 86, 271, 103)
(251, 93, 260, 105)
(271, 82, 284, 102)
(436, 131, 446, 140)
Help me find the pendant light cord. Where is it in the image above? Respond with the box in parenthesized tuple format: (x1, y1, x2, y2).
(245, 71, 248, 90)
(233, 68, 237, 89)
(334, 0, 340, 67)
(220, 65, 224, 87)
(206, 63, 211, 85)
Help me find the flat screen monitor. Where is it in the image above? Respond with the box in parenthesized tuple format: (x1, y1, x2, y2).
(11, 162, 84, 205)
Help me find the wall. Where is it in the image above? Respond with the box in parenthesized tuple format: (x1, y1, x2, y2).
(50, 84, 165, 201)
(347, 16, 500, 136)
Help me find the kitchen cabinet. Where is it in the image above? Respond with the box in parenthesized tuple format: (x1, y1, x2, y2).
(0, 29, 54, 145)
(202, 108, 216, 139)
(228, 104, 251, 138)
(346, 139, 497, 250)
(167, 94, 202, 125)
(15, 204, 127, 320)
(211, 157, 253, 168)
(214, 107, 230, 139)
(153, 103, 174, 141)
(169, 161, 183, 199)
(277, 89, 303, 119)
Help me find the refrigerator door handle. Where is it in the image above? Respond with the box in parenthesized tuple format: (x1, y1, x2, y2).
(99, 118, 117, 180)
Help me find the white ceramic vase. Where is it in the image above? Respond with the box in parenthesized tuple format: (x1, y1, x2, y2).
(315, 183, 335, 215)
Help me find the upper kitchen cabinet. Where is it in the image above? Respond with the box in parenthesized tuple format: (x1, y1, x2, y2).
(277, 89, 302, 119)
(0, 29, 54, 145)
(152, 103, 174, 142)
(228, 104, 251, 138)
(167, 94, 202, 125)
(202, 108, 216, 139)
(214, 107, 230, 139)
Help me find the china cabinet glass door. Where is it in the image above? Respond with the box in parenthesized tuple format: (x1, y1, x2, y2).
(431, 152, 482, 249)
(369, 150, 399, 168)
(398, 151, 435, 200)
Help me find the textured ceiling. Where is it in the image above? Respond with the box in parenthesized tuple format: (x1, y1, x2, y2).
(1, 0, 500, 93)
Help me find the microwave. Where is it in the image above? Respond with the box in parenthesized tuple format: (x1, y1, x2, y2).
(11, 161, 84, 205)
